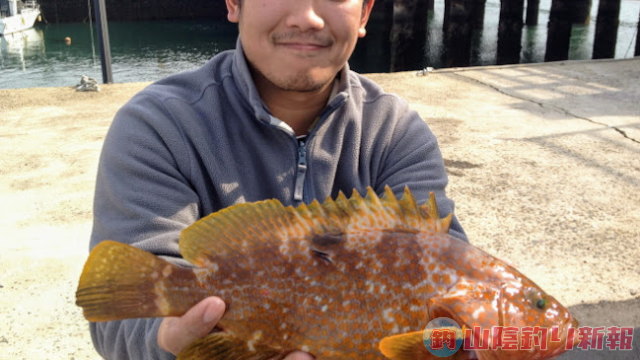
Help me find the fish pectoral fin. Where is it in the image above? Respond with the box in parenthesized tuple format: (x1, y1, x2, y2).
(379, 330, 435, 360)
(177, 332, 292, 360)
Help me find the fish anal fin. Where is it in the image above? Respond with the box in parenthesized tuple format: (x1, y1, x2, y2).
(379, 331, 435, 360)
(177, 332, 292, 360)
(75, 240, 207, 322)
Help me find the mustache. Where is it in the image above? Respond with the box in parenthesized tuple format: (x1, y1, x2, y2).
(271, 32, 333, 46)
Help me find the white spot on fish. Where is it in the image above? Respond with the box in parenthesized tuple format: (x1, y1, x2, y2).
(366, 280, 375, 294)
(472, 306, 485, 321)
(383, 308, 395, 323)
(162, 265, 172, 277)
(321, 305, 328, 312)
(246, 330, 263, 352)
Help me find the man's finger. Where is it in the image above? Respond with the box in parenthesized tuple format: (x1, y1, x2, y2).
(284, 351, 315, 360)
(157, 296, 225, 355)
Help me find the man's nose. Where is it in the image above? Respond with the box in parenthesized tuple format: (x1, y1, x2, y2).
(285, 0, 325, 32)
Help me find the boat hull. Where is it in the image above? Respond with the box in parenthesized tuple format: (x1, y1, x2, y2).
(0, 8, 40, 35)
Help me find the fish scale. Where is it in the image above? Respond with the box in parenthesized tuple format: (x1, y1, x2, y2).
(76, 186, 578, 360)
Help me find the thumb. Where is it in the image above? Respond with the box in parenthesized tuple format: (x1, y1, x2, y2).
(157, 296, 226, 355)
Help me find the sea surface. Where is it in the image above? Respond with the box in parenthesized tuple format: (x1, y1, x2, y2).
(0, 0, 638, 89)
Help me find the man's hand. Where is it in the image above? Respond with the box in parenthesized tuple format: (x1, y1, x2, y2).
(157, 296, 314, 359)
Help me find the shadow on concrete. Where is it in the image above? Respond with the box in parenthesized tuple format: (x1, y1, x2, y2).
(556, 298, 640, 359)
(457, 61, 640, 121)
(511, 124, 640, 186)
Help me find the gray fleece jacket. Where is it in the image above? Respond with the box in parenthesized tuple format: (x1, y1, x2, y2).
(88, 41, 466, 360)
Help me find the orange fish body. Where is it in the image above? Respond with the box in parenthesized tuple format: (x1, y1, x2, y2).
(76, 187, 578, 359)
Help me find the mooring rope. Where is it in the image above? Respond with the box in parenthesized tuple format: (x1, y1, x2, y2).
(87, 0, 97, 65)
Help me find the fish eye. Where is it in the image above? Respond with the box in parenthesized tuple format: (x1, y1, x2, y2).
(536, 298, 546, 309)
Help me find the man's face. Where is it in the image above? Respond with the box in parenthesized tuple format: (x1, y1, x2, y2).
(226, 0, 374, 92)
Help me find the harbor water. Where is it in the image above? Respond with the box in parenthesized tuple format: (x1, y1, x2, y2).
(0, 0, 639, 89)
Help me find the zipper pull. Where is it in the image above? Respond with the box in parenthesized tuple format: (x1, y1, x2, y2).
(294, 139, 307, 202)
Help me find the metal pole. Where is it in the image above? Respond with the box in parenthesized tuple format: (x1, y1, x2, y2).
(93, 0, 113, 83)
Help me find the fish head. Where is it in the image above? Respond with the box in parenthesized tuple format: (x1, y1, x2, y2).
(426, 276, 578, 360)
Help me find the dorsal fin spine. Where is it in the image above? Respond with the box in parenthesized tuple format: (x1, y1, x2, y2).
(179, 186, 453, 266)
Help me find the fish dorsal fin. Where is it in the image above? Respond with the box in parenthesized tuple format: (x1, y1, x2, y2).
(180, 186, 452, 267)
(180, 199, 292, 267)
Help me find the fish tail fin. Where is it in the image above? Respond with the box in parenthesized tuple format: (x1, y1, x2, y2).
(76, 240, 208, 322)
(177, 332, 291, 360)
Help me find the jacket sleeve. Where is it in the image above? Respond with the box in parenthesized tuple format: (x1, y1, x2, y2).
(374, 106, 468, 242)
(88, 91, 198, 360)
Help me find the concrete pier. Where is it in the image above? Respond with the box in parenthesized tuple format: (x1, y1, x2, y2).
(1, 58, 639, 358)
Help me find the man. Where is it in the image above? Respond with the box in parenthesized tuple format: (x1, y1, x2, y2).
(88, 0, 466, 358)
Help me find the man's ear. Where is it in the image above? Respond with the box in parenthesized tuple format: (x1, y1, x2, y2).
(358, 0, 376, 38)
(226, 0, 241, 23)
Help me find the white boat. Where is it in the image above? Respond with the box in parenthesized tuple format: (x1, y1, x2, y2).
(0, 0, 40, 35)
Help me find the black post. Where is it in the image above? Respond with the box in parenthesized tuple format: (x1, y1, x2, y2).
(497, 0, 525, 64)
(390, 0, 428, 71)
(593, 0, 621, 59)
(442, 0, 474, 67)
(572, 0, 592, 24)
(545, 0, 572, 62)
(471, 0, 487, 30)
(525, 0, 540, 25)
(93, 0, 113, 83)
(635, 10, 640, 56)
(353, 0, 393, 72)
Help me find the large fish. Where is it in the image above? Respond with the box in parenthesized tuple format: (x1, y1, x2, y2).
(76, 187, 578, 360)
